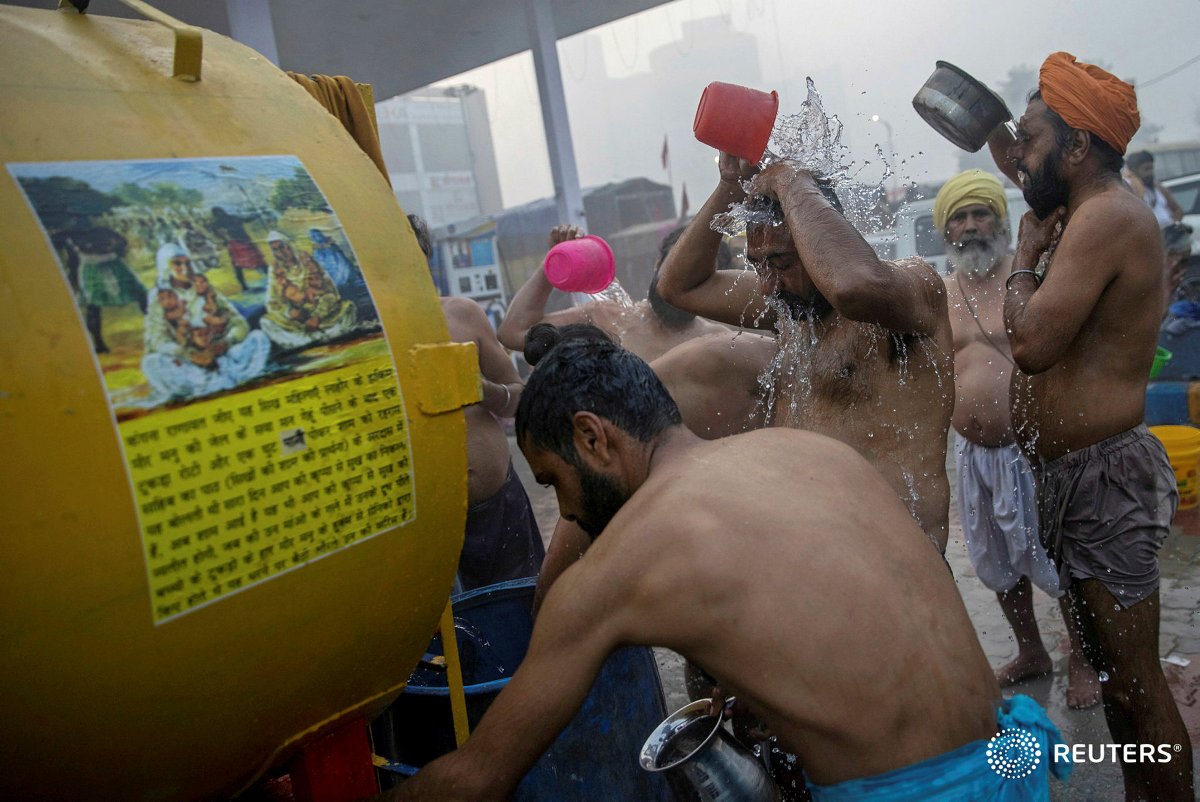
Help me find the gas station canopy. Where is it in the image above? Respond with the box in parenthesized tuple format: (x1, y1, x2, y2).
(4, 0, 671, 101)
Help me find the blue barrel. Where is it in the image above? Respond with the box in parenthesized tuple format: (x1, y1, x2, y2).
(372, 578, 674, 800)
(1146, 382, 1192, 426)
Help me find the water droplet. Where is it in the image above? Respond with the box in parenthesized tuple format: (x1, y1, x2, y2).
(1098, 671, 1110, 683)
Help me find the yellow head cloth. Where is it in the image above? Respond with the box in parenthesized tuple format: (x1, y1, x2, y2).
(933, 170, 1008, 233)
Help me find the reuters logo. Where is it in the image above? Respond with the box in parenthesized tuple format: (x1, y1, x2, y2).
(986, 727, 1041, 779)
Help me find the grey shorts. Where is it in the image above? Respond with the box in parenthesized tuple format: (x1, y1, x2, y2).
(956, 436, 1060, 596)
(1033, 424, 1178, 608)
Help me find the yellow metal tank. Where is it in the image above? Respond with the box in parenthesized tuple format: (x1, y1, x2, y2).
(0, 6, 476, 798)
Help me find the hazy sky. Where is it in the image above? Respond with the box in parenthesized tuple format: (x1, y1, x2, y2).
(434, 0, 1200, 211)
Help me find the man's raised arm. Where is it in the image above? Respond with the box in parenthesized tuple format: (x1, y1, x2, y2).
(751, 164, 946, 335)
(987, 124, 1021, 186)
(1003, 205, 1120, 374)
(496, 225, 598, 351)
(442, 296, 523, 418)
(658, 153, 773, 329)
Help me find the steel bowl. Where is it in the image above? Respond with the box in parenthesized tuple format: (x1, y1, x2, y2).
(912, 61, 1011, 153)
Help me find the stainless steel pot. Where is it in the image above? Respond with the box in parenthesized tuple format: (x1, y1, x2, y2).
(639, 699, 779, 801)
(913, 61, 1012, 152)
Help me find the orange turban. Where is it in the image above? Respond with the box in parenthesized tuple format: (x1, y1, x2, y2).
(1038, 52, 1140, 154)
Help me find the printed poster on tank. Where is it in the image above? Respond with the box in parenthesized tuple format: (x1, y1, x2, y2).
(8, 155, 416, 623)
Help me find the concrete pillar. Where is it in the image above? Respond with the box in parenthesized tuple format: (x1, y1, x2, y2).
(225, 0, 280, 66)
(524, 0, 585, 229)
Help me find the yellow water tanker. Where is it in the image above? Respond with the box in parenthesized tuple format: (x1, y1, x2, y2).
(0, 6, 476, 798)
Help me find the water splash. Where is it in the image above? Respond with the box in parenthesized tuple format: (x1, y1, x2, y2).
(761, 77, 852, 183)
(586, 280, 636, 309)
(710, 77, 852, 239)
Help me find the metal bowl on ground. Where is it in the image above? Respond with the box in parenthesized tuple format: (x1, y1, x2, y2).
(913, 60, 1012, 152)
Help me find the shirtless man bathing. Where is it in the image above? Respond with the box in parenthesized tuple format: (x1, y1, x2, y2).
(989, 52, 1192, 799)
(392, 333, 1067, 801)
(658, 153, 955, 551)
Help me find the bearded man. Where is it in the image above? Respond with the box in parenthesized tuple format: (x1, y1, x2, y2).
(988, 52, 1192, 798)
(939, 170, 1099, 710)
(658, 153, 954, 552)
(394, 334, 1069, 801)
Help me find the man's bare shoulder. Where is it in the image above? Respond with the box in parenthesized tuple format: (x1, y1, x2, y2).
(1074, 183, 1161, 246)
(890, 255, 940, 276)
(440, 296, 490, 342)
(653, 330, 775, 378)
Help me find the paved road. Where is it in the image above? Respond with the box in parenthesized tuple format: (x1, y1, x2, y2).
(508, 434, 1200, 801)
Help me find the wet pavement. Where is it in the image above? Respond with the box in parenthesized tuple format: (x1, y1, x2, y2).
(508, 434, 1200, 801)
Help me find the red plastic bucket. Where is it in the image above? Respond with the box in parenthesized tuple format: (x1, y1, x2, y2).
(693, 82, 779, 164)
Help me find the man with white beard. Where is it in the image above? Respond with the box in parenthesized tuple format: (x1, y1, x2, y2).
(939, 170, 1099, 709)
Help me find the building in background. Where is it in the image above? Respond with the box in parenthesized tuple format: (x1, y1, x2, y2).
(563, 15, 766, 216)
(432, 177, 679, 325)
(376, 86, 503, 228)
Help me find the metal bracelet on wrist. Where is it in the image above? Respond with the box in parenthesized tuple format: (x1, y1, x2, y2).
(1005, 269, 1041, 291)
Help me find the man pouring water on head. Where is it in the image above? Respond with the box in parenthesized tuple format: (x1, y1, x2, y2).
(986, 52, 1192, 799)
(390, 332, 1069, 800)
(656, 149, 956, 552)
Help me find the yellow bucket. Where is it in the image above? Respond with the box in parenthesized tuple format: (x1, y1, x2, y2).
(1150, 425, 1200, 509)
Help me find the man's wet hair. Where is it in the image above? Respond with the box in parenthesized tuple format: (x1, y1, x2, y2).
(515, 330, 682, 467)
(746, 180, 844, 228)
(1029, 89, 1124, 174)
(523, 322, 613, 367)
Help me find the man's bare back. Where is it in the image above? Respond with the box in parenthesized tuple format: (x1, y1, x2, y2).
(440, 296, 522, 504)
(569, 298, 727, 363)
(397, 421, 999, 799)
(593, 429, 997, 782)
(651, 330, 775, 438)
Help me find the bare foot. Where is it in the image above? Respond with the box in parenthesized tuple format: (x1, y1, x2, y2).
(995, 651, 1053, 687)
(1066, 656, 1101, 709)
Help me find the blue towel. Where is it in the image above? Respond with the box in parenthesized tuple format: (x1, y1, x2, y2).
(806, 695, 1071, 801)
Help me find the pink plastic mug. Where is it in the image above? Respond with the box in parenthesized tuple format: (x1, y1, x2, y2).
(543, 235, 615, 293)
(693, 82, 779, 164)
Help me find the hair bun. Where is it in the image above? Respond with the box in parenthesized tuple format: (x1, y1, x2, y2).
(523, 323, 562, 366)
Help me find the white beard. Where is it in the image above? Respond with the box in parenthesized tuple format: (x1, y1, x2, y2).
(947, 230, 1010, 277)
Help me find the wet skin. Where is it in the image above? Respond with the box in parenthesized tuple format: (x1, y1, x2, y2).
(393, 426, 1000, 799)
(941, 206, 1101, 709)
(1001, 100, 1165, 461)
(496, 224, 728, 364)
(943, 205, 1017, 448)
(658, 157, 954, 550)
(988, 99, 1193, 798)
